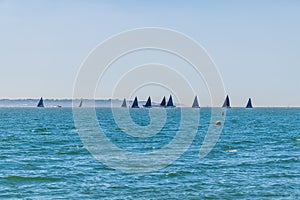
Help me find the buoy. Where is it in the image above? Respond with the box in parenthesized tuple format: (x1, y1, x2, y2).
(216, 120, 221, 126)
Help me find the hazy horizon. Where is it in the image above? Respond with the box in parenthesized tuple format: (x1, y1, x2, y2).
(0, 98, 299, 108)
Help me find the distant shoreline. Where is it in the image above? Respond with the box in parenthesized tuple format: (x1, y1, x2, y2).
(0, 99, 298, 108)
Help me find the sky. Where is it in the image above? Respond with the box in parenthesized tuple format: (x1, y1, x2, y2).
(0, 0, 299, 107)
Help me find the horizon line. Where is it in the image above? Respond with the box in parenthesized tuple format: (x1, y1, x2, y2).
(0, 98, 299, 108)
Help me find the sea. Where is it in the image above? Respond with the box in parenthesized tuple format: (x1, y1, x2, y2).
(0, 106, 299, 199)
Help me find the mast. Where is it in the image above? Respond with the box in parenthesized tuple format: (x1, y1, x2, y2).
(192, 96, 200, 108)
(143, 96, 152, 108)
(222, 95, 231, 108)
(131, 97, 139, 108)
(121, 98, 127, 108)
(37, 97, 44, 107)
(246, 98, 253, 108)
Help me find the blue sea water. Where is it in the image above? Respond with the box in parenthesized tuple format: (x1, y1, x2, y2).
(0, 108, 299, 199)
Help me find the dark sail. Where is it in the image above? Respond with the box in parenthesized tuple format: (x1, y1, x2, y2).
(160, 96, 166, 107)
(143, 96, 151, 108)
(78, 99, 83, 107)
(222, 95, 231, 108)
(131, 97, 139, 108)
(37, 97, 44, 107)
(246, 98, 253, 108)
(192, 96, 200, 108)
(121, 98, 127, 108)
(167, 95, 175, 107)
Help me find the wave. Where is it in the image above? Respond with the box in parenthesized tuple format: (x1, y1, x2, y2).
(4, 175, 60, 181)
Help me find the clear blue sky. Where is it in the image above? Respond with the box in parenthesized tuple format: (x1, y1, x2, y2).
(0, 0, 299, 106)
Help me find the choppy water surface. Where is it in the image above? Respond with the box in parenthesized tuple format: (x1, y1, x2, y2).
(0, 108, 299, 199)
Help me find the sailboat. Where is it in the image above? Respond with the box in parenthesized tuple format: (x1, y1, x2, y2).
(246, 98, 253, 108)
(160, 96, 166, 107)
(78, 99, 83, 107)
(37, 97, 44, 107)
(192, 96, 200, 108)
(121, 98, 127, 108)
(143, 96, 152, 108)
(222, 95, 231, 108)
(131, 97, 139, 108)
(167, 95, 175, 107)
